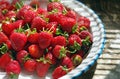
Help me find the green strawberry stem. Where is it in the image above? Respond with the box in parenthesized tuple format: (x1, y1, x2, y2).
(0, 43, 8, 54)
(2, 9, 8, 15)
(82, 36, 91, 46)
(15, 1, 24, 9)
(72, 24, 78, 33)
(37, 56, 51, 64)
(59, 46, 66, 59)
(9, 73, 19, 79)
(80, 26, 87, 31)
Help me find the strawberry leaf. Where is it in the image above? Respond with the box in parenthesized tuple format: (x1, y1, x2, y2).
(49, 0, 60, 2)
(0, 43, 8, 54)
(72, 24, 78, 33)
(15, 1, 24, 9)
(9, 73, 19, 79)
(59, 46, 66, 59)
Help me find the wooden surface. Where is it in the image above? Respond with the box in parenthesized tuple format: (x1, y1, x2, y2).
(77, 0, 120, 79)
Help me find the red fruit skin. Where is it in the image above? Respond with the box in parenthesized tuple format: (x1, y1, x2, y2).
(51, 36, 66, 47)
(5, 60, 21, 75)
(48, 12, 64, 23)
(52, 66, 67, 79)
(47, 2, 64, 12)
(0, 32, 9, 44)
(28, 33, 39, 44)
(79, 31, 93, 42)
(59, 17, 76, 33)
(16, 50, 29, 64)
(17, 5, 32, 19)
(38, 32, 53, 49)
(78, 16, 90, 29)
(31, 16, 47, 32)
(24, 59, 37, 72)
(2, 23, 14, 36)
(12, 20, 24, 29)
(5, 11, 16, 18)
(77, 50, 84, 58)
(65, 10, 77, 20)
(28, 44, 43, 58)
(5, 40, 12, 50)
(0, 1, 10, 10)
(10, 32, 27, 51)
(61, 56, 74, 68)
(68, 34, 82, 46)
(0, 10, 5, 22)
(30, 0, 40, 8)
(52, 45, 66, 59)
(0, 53, 12, 69)
(36, 62, 50, 77)
(45, 52, 56, 65)
(45, 22, 58, 34)
(37, 8, 48, 17)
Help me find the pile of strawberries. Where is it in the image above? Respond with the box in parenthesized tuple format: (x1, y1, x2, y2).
(0, 0, 93, 79)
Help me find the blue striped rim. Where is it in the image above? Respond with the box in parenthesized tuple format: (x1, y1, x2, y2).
(71, 1, 106, 79)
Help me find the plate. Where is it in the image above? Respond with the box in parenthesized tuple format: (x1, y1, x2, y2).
(0, 0, 105, 79)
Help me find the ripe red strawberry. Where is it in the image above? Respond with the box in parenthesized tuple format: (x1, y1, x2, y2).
(16, 50, 29, 64)
(47, 2, 64, 12)
(68, 34, 82, 46)
(0, 0, 10, 10)
(52, 65, 70, 79)
(77, 16, 90, 29)
(61, 56, 74, 69)
(0, 32, 9, 44)
(24, 59, 37, 72)
(2, 20, 23, 36)
(65, 10, 77, 20)
(28, 44, 43, 58)
(45, 22, 58, 34)
(5, 11, 16, 19)
(28, 32, 39, 44)
(48, 12, 64, 23)
(59, 17, 76, 33)
(5, 60, 21, 79)
(52, 45, 66, 59)
(77, 50, 85, 58)
(10, 32, 27, 51)
(79, 31, 93, 42)
(37, 8, 48, 18)
(17, 5, 32, 19)
(38, 32, 53, 49)
(45, 52, 56, 65)
(36, 57, 51, 77)
(31, 16, 47, 32)
(51, 36, 66, 47)
(71, 54, 82, 67)
(0, 10, 5, 22)
(0, 53, 12, 69)
(5, 40, 12, 50)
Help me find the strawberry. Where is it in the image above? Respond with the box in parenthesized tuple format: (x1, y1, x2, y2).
(48, 12, 64, 23)
(52, 45, 66, 59)
(52, 65, 70, 79)
(10, 32, 27, 51)
(45, 52, 56, 65)
(0, 53, 12, 69)
(5, 11, 16, 19)
(31, 16, 47, 32)
(36, 56, 51, 77)
(30, 0, 40, 8)
(77, 16, 90, 29)
(5, 60, 21, 79)
(2, 20, 23, 36)
(38, 31, 53, 49)
(47, 2, 64, 12)
(59, 17, 76, 33)
(5, 40, 12, 50)
(68, 34, 82, 53)
(0, 10, 5, 22)
(45, 22, 58, 34)
(28, 32, 39, 44)
(16, 50, 29, 64)
(0, 32, 9, 44)
(71, 54, 82, 67)
(24, 59, 37, 72)
(61, 56, 74, 69)
(51, 36, 66, 47)
(0, 0, 10, 10)
(65, 9, 77, 20)
(79, 30, 93, 42)
(77, 50, 85, 58)
(28, 44, 43, 58)
(37, 8, 48, 18)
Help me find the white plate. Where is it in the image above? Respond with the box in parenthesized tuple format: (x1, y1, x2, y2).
(0, 0, 105, 79)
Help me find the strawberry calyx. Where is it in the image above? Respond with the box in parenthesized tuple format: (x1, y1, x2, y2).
(59, 46, 67, 59)
(2, 9, 8, 15)
(37, 56, 52, 64)
(15, 1, 24, 10)
(56, 26, 69, 38)
(49, 9, 58, 14)
(82, 36, 92, 46)
(62, 65, 71, 73)
(15, 27, 25, 33)
(79, 26, 87, 32)
(9, 72, 19, 79)
(72, 24, 78, 33)
(69, 41, 81, 54)
(0, 43, 8, 54)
